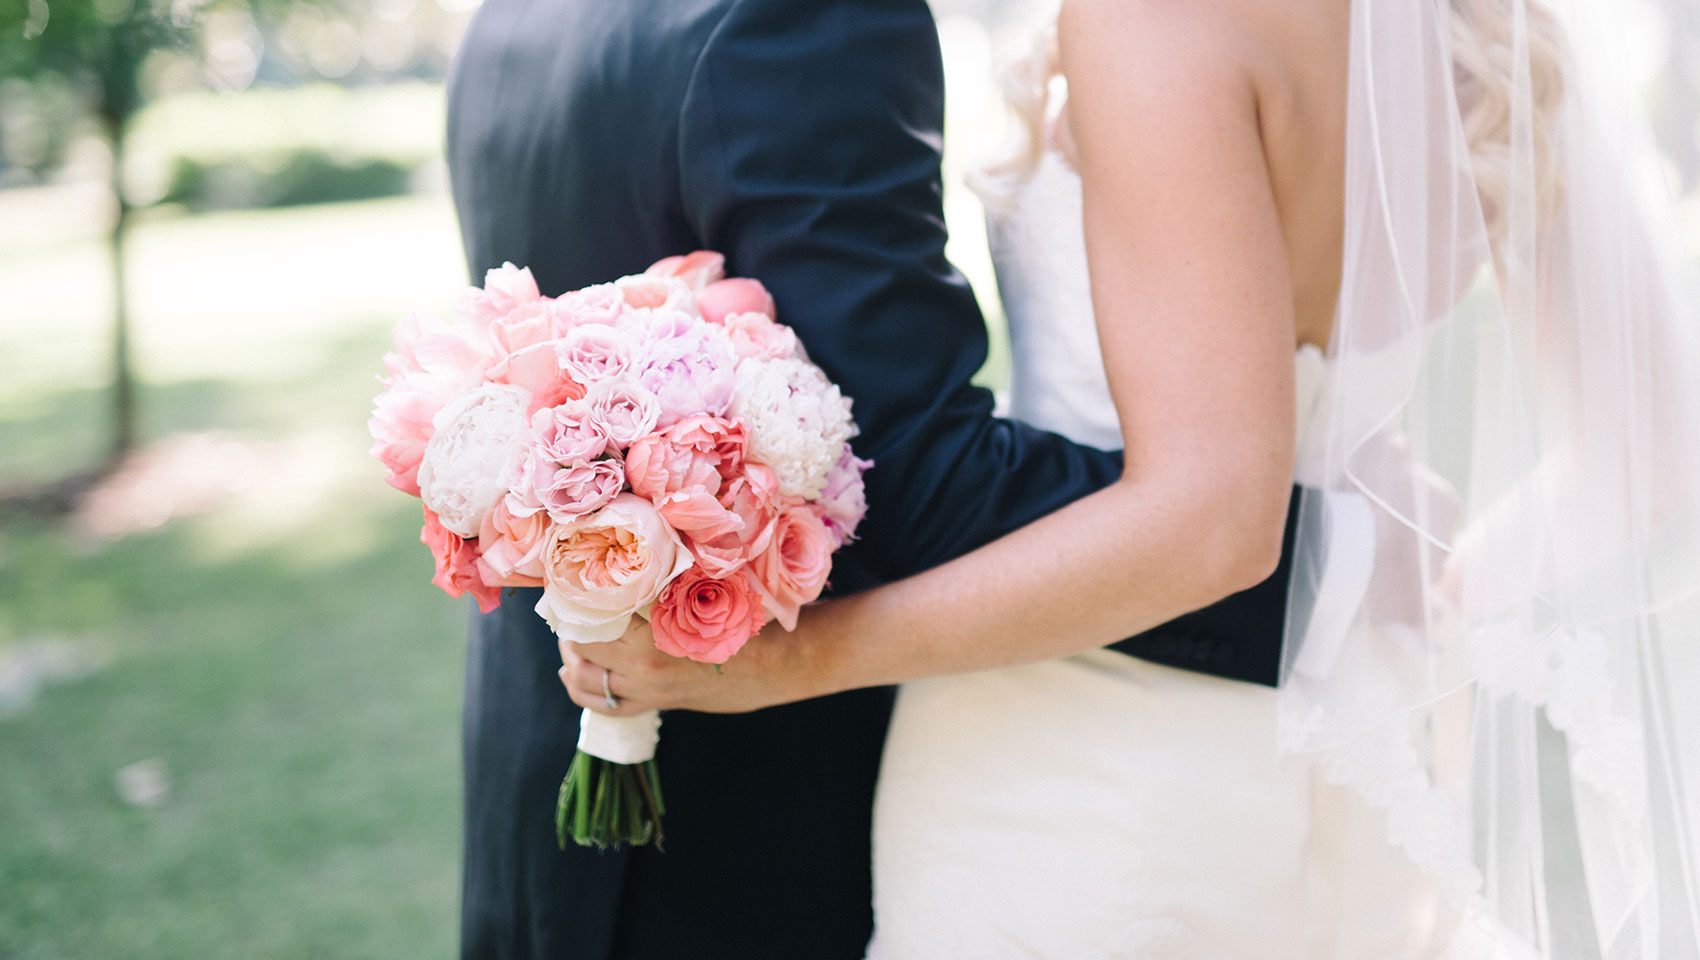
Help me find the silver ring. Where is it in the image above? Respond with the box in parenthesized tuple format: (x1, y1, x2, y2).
(602, 668, 619, 711)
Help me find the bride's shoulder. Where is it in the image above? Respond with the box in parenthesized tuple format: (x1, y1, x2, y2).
(1056, 0, 1330, 105)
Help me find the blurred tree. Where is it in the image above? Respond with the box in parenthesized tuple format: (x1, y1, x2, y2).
(0, 0, 190, 480)
(0, 0, 327, 498)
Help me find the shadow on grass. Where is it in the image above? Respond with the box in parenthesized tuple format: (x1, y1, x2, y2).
(0, 324, 397, 492)
(0, 324, 475, 959)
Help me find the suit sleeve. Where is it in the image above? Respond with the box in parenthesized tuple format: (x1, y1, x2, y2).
(677, 0, 1122, 582)
(677, 0, 1292, 684)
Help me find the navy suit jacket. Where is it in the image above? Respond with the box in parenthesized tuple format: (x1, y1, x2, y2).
(446, 1, 1298, 956)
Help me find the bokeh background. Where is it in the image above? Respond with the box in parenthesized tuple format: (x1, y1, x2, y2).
(1, 0, 1696, 955)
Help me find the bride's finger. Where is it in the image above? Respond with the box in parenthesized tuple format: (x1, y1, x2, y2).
(558, 657, 651, 716)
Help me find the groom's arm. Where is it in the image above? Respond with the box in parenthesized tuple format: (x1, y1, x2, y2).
(677, 0, 1292, 685)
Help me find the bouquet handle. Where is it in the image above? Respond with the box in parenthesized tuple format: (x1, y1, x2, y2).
(556, 710, 666, 849)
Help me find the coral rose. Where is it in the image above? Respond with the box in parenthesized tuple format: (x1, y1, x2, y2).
(687, 463, 781, 578)
(750, 503, 835, 630)
(650, 568, 767, 665)
(422, 507, 502, 613)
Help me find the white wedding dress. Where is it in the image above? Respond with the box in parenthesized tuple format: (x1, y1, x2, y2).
(864, 149, 1458, 960)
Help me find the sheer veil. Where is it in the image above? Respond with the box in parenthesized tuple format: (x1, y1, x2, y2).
(1278, 0, 1700, 953)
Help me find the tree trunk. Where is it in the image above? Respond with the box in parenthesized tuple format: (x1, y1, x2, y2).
(101, 110, 136, 469)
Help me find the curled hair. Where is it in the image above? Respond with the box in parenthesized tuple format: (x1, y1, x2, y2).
(975, 2, 1570, 239)
(1448, 0, 1570, 241)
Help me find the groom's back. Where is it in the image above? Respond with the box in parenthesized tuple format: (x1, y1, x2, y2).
(447, 0, 726, 291)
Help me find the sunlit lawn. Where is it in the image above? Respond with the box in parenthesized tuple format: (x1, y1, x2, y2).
(0, 194, 473, 958)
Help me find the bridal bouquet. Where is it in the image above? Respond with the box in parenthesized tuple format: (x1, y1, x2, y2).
(369, 251, 869, 849)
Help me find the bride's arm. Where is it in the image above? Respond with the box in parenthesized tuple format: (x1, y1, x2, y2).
(569, 0, 1300, 713)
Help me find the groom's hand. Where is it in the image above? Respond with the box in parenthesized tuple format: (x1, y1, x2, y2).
(559, 618, 804, 715)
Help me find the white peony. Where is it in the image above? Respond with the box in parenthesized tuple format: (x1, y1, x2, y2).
(417, 383, 535, 537)
(729, 357, 856, 500)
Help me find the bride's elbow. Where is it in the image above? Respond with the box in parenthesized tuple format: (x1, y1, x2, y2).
(1186, 481, 1291, 600)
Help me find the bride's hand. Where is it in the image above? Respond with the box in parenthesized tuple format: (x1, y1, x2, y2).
(558, 617, 804, 716)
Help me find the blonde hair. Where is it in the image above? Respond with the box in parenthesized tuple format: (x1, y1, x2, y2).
(976, 2, 1569, 238)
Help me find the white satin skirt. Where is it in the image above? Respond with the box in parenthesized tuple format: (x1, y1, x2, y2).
(866, 650, 1492, 960)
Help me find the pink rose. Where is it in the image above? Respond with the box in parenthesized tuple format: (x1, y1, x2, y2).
(486, 300, 560, 359)
(687, 463, 781, 578)
(556, 323, 638, 385)
(526, 374, 589, 416)
(816, 444, 872, 546)
(551, 283, 626, 330)
(533, 494, 695, 642)
(586, 378, 661, 450)
(636, 322, 737, 428)
(489, 339, 566, 398)
(626, 416, 749, 539)
(457, 263, 543, 327)
(422, 507, 502, 613)
(615, 274, 695, 314)
(696, 278, 775, 325)
(650, 568, 767, 665)
(476, 500, 549, 588)
(536, 401, 609, 464)
(749, 502, 835, 630)
(535, 457, 625, 524)
(368, 311, 492, 496)
(722, 311, 803, 362)
(644, 251, 726, 291)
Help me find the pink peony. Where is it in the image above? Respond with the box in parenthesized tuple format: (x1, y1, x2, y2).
(422, 507, 502, 613)
(816, 444, 872, 546)
(645, 250, 726, 291)
(696, 278, 775, 325)
(533, 494, 695, 641)
(586, 378, 662, 450)
(417, 383, 534, 538)
(636, 322, 738, 428)
(687, 463, 781, 578)
(551, 283, 626, 330)
(650, 567, 767, 665)
(749, 502, 835, 630)
(476, 499, 549, 588)
(626, 416, 749, 540)
(368, 311, 493, 497)
(534, 457, 625, 524)
(722, 311, 803, 362)
(557, 323, 639, 386)
(457, 263, 543, 327)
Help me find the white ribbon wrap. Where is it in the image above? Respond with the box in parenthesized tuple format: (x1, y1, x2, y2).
(577, 708, 662, 765)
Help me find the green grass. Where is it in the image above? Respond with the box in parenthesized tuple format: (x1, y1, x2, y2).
(0, 195, 470, 958)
